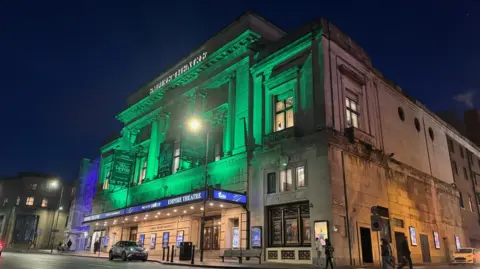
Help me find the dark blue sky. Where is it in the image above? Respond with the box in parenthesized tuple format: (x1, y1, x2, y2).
(0, 0, 478, 181)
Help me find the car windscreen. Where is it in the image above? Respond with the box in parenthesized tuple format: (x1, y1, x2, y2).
(456, 249, 473, 254)
(124, 242, 138, 247)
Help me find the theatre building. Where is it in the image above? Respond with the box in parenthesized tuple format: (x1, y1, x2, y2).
(83, 12, 480, 265)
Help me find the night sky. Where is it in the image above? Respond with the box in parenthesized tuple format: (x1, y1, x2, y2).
(0, 0, 478, 181)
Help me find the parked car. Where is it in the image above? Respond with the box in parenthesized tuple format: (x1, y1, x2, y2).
(109, 241, 148, 262)
(452, 248, 480, 264)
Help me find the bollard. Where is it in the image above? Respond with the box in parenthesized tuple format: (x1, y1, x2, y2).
(170, 245, 174, 263)
(166, 246, 170, 261)
(191, 245, 196, 265)
(162, 247, 165, 261)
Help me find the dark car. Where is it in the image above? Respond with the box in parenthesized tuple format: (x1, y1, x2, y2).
(109, 241, 148, 261)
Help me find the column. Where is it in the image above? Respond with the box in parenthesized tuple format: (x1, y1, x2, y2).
(146, 120, 159, 180)
(223, 74, 236, 156)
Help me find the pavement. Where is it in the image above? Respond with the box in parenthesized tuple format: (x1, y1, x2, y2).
(0, 250, 473, 269)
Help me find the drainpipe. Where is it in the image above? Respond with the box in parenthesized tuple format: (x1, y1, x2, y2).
(242, 117, 252, 252)
(341, 151, 353, 265)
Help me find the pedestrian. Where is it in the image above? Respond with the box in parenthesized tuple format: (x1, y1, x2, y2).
(67, 239, 72, 251)
(93, 240, 99, 254)
(397, 236, 413, 269)
(315, 238, 322, 267)
(324, 239, 334, 269)
(381, 238, 394, 269)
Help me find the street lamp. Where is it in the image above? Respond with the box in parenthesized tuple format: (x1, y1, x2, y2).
(47, 179, 64, 253)
(186, 116, 209, 262)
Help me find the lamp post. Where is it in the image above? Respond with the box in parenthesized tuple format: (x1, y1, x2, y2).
(186, 117, 209, 262)
(48, 179, 64, 253)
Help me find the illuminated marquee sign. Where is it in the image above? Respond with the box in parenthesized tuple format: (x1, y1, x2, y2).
(83, 209, 125, 222)
(149, 51, 208, 94)
(125, 191, 206, 214)
(213, 190, 246, 204)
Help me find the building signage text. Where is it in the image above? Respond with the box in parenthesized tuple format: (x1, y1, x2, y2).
(213, 190, 247, 204)
(149, 52, 208, 94)
(83, 209, 125, 222)
(125, 191, 206, 215)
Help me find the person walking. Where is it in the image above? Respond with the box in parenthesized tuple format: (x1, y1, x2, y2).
(324, 239, 334, 269)
(67, 239, 72, 251)
(397, 236, 413, 269)
(381, 238, 394, 269)
(315, 238, 323, 267)
(93, 240, 99, 254)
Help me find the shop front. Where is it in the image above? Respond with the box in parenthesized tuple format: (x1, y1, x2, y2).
(83, 189, 247, 257)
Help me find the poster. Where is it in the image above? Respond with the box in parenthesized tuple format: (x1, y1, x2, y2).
(150, 233, 156, 249)
(162, 232, 170, 248)
(176, 231, 184, 247)
(251, 227, 262, 248)
(433, 232, 440, 249)
(272, 219, 282, 245)
(314, 221, 329, 246)
(139, 234, 145, 247)
(303, 218, 311, 243)
(455, 235, 461, 250)
(232, 227, 240, 249)
(409, 227, 417, 246)
(110, 150, 135, 186)
(285, 219, 299, 244)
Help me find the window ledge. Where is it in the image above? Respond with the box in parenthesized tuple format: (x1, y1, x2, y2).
(264, 128, 296, 144)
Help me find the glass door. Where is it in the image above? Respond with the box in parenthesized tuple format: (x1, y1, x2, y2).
(203, 226, 220, 250)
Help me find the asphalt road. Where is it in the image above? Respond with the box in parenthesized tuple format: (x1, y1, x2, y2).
(0, 252, 198, 269)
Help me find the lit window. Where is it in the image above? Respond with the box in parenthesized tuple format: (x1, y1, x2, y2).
(139, 160, 147, 184)
(16, 196, 20, 206)
(346, 97, 359, 128)
(41, 198, 48, 207)
(103, 170, 111, 190)
(296, 166, 305, 188)
(173, 141, 180, 174)
(26, 197, 34, 206)
(29, 184, 37, 190)
(274, 96, 294, 132)
(280, 169, 293, 192)
(3, 197, 8, 206)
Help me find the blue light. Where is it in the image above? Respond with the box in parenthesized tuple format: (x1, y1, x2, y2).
(213, 190, 246, 204)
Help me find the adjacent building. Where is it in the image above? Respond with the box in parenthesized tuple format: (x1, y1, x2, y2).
(82, 12, 480, 266)
(0, 173, 72, 249)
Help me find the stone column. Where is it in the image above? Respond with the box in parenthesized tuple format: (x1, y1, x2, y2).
(224, 74, 236, 156)
(146, 114, 169, 180)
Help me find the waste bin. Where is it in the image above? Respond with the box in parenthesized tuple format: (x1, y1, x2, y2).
(179, 242, 193, 260)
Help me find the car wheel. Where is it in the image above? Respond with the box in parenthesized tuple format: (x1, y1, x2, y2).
(121, 252, 127, 261)
(142, 257, 147, 262)
(108, 251, 114, 260)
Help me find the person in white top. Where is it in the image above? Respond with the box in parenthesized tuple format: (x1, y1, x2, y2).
(315, 238, 322, 267)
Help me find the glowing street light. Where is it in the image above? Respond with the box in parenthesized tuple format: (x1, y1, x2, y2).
(187, 117, 202, 132)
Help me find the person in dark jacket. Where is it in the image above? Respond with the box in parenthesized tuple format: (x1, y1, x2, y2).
(397, 236, 413, 269)
(381, 238, 394, 269)
(324, 239, 334, 269)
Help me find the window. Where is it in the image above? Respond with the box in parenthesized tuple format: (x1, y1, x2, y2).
(414, 118, 421, 132)
(448, 139, 455, 153)
(172, 141, 180, 174)
(428, 128, 434, 141)
(452, 161, 458, 176)
(274, 96, 294, 132)
(346, 97, 359, 128)
(460, 147, 465, 159)
(469, 196, 474, 212)
(26, 197, 34, 206)
(28, 184, 37, 190)
(296, 166, 305, 188)
(280, 169, 293, 192)
(3, 198, 8, 207)
(464, 167, 469, 181)
(469, 154, 474, 165)
(16, 196, 20, 206)
(393, 218, 404, 228)
(268, 203, 310, 247)
(41, 198, 48, 208)
(459, 192, 465, 209)
(477, 193, 480, 206)
(475, 174, 480, 185)
(139, 160, 147, 184)
(267, 172, 276, 194)
(103, 170, 111, 190)
(214, 143, 222, 161)
(398, 107, 405, 121)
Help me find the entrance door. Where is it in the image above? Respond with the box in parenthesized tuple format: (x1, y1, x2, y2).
(360, 227, 373, 264)
(129, 227, 138, 241)
(420, 234, 431, 263)
(395, 232, 405, 260)
(203, 226, 220, 250)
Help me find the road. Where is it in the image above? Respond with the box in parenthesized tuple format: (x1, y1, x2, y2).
(0, 252, 201, 269)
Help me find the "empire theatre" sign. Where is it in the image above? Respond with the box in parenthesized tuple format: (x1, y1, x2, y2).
(149, 51, 208, 94)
